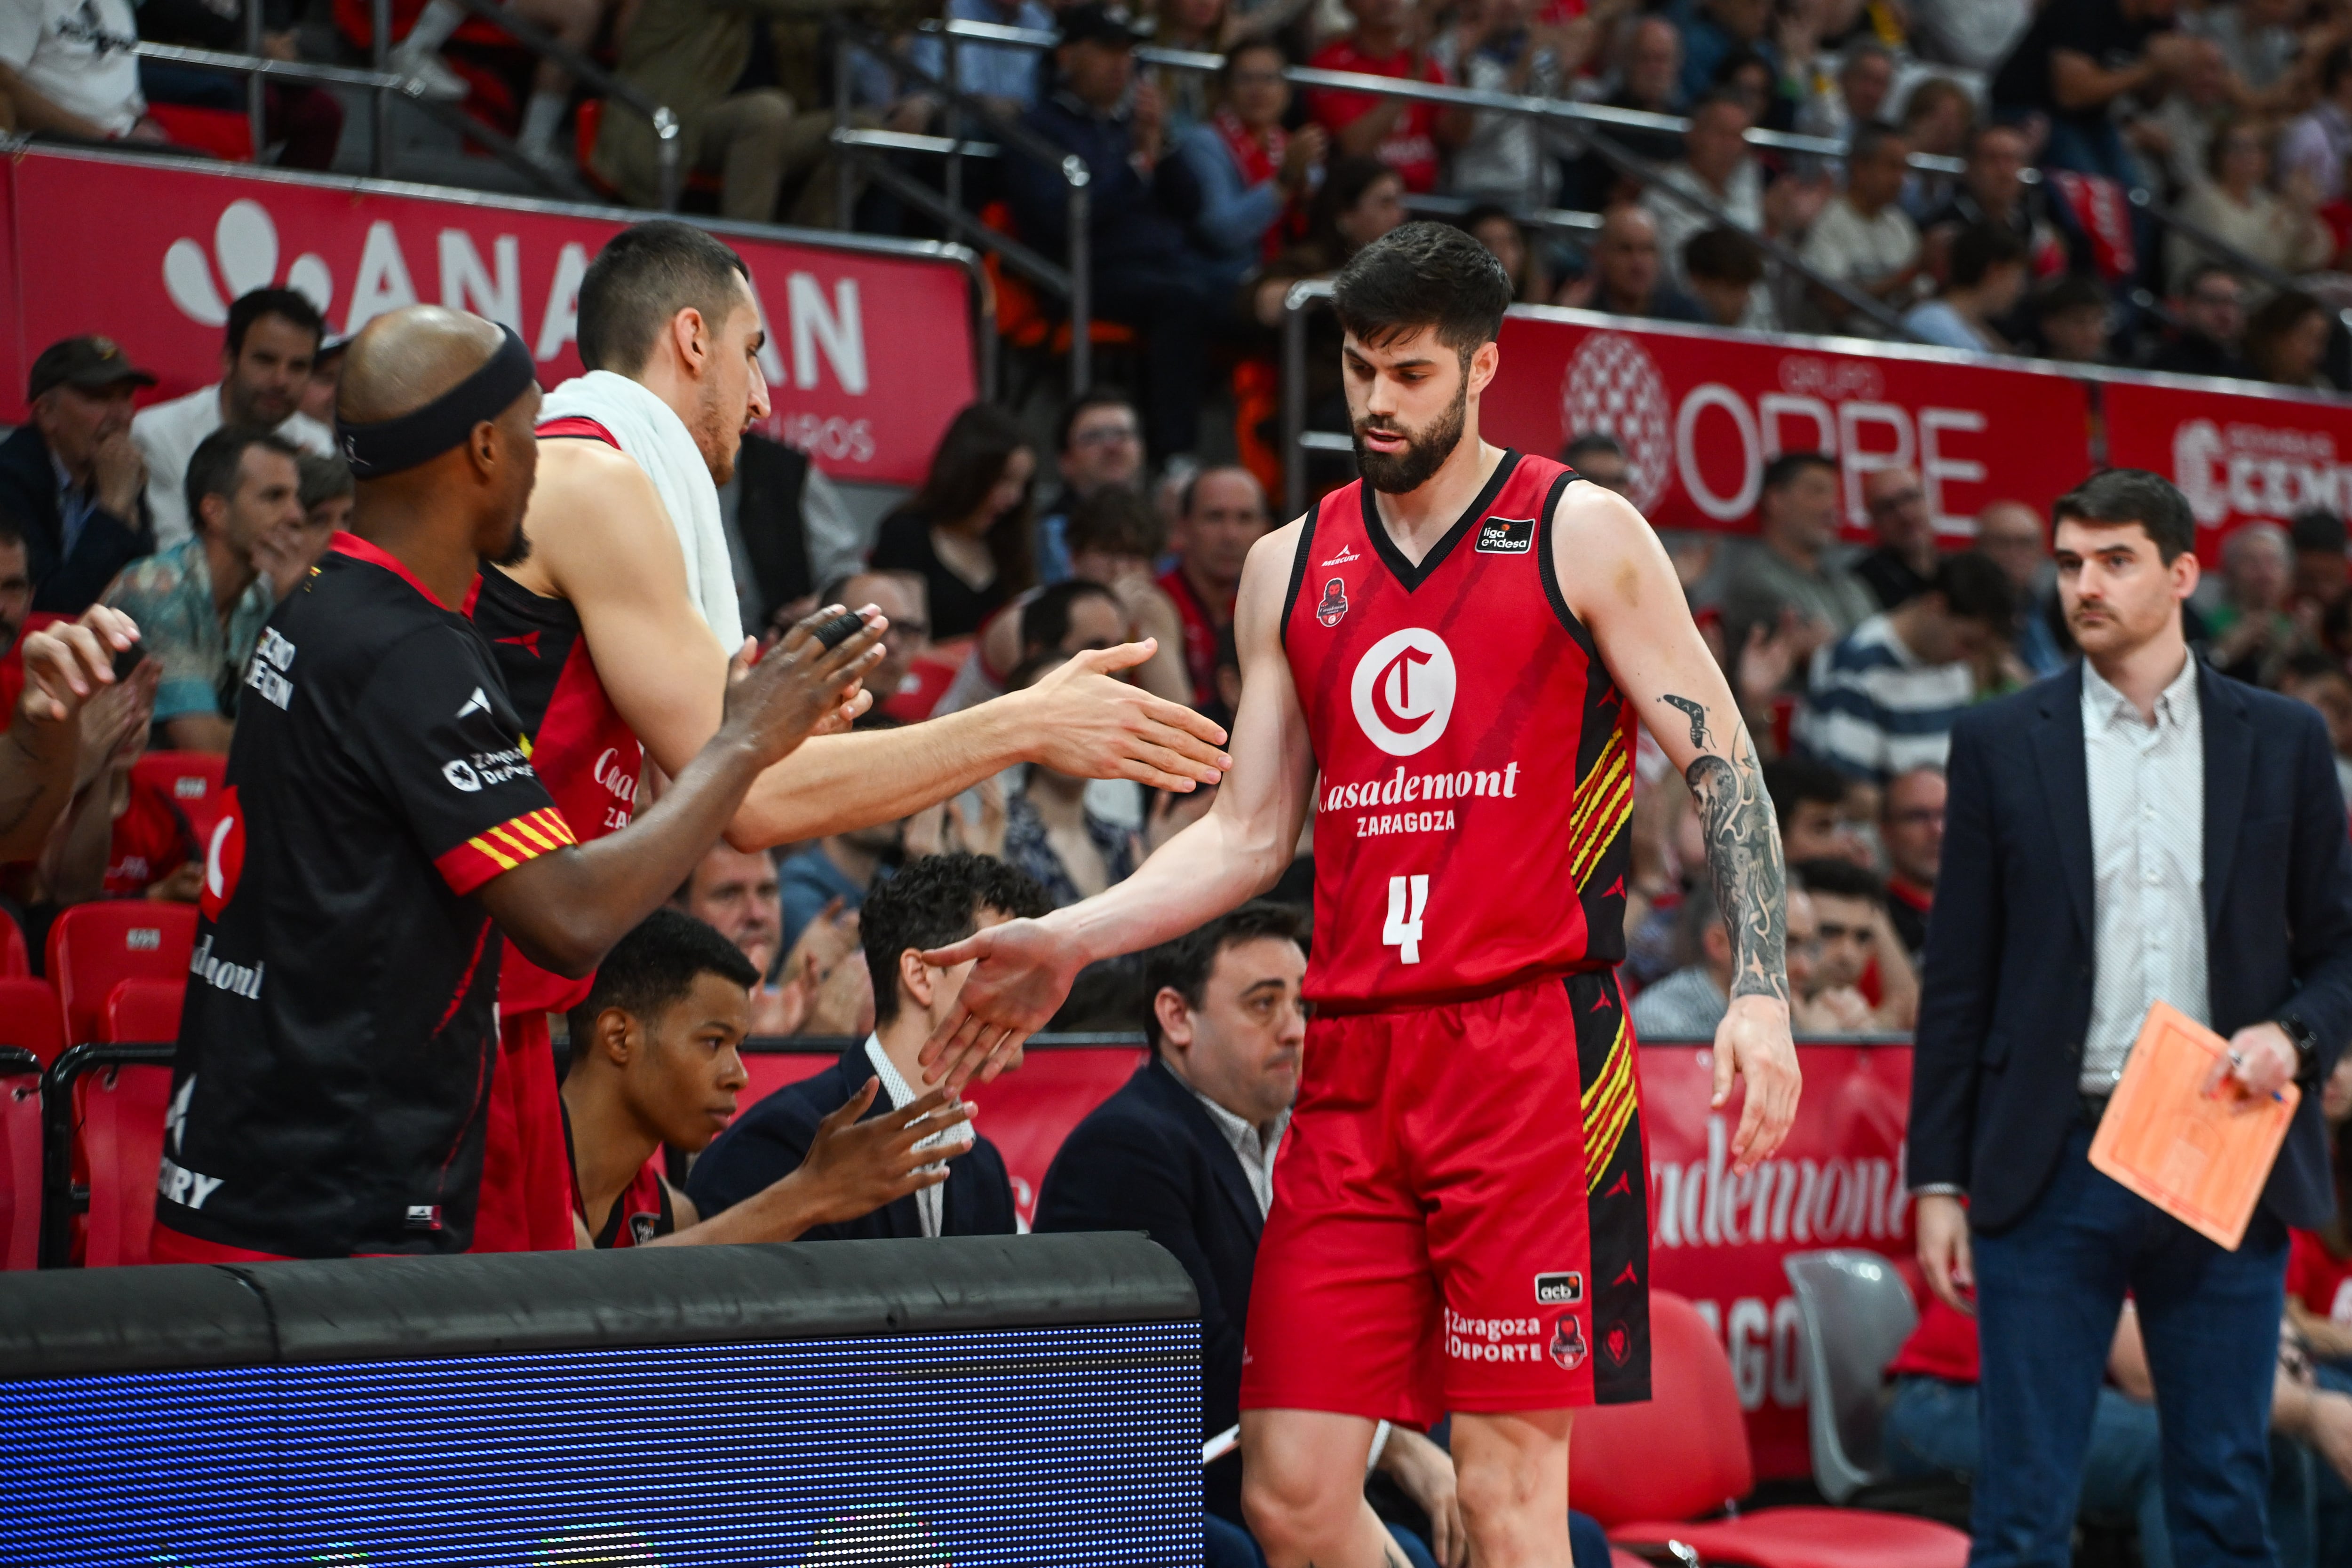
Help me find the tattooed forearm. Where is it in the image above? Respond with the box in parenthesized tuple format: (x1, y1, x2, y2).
(1660, 693, 1711, 750)
(1685, 724, 1788, 1005)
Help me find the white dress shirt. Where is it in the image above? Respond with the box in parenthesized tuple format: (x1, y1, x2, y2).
(1186, 1088, 1289, 1219)
(864, 1035, 973, 1238)
(131, 384, 335, 550)
(2079, 655, 2209, 1091)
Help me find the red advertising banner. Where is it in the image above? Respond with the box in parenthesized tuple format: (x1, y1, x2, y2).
(0, 148, 978, 485)
(2101, 372, 2352, 565)
(1484, 308, 2096, 541)
(744, 1037, 1910, 1482)
(1640, 1040, 1915, 1480)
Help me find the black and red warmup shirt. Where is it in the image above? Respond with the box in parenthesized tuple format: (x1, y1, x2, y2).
(157, 534, 580, 1259)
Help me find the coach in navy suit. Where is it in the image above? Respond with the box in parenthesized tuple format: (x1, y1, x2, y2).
(689, 855, 1039, 1241)
(1911, 470, 2352, 1568)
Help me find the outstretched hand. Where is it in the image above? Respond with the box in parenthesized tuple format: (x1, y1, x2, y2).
(1711, 993, 1800, 1172)
(722, 606, 886, 766)
(791, 1076, 978, 1227)
(915, 916, 1089, 1089)
(1016, 641, 1232, 791)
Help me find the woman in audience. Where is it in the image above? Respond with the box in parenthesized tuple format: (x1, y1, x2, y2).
(870, 404, 1038, 641)
(1462, 202, 1550, 301)
(1001, 651, 1145, 906)
(1152, 0, 1236, 130)
(1169, 40, 1329, 300)
(2245, 289, 2340, 390)
(2168, 118, 2334, 299)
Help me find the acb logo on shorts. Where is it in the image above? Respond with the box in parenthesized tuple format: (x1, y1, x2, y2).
(1534, 1271, 1584, 1306)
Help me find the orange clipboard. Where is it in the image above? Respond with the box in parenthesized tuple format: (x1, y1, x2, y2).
(2087, 1001, 2300, 1251)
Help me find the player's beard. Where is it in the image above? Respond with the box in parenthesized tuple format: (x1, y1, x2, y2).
(691, 373, 742, 486)
(492, 519, 534, 568)
(1352, 378, 1468, 495)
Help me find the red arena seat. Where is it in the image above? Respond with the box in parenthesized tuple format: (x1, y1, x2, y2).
(49, 1046, 176, 1268)
(101, 978, 186, 1045)
(132, 751, 230, 845)
(47, 904, 198, 1047)
(0, 978, 65, 1067)
(0, 917, 28, 977)
(1570, 1292, 1970, 1568)
(0, 1047, 42, 1269)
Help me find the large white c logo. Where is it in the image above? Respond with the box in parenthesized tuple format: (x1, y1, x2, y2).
(1351, 628, 1457, 757)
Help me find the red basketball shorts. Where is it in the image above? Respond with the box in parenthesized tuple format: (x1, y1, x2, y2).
(1239, 970, 1653, 1425)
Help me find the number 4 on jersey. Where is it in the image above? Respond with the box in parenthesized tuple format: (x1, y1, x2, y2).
(1384, 874, 1430, 964)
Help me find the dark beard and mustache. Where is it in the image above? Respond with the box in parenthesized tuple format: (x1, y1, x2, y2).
(491, 518, 534, 567)
(1352, 378, 1469, 494)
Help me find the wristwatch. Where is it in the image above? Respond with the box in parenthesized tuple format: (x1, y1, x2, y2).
(2275, 1013, 2322, 1084)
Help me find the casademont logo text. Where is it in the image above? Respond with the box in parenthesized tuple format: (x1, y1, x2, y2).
(1651, 1115, 1912, 1251)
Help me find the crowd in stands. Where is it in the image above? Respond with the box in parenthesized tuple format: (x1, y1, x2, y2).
(9, 0, 2352, 483)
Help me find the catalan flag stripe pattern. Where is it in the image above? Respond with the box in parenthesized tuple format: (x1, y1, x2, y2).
(1565, 741, 1633, 892)
(1579, 1014, 1635, 1194)
(434, 808, 578, 896)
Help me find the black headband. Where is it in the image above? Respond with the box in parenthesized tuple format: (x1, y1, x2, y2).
(334, 325, 537, 480)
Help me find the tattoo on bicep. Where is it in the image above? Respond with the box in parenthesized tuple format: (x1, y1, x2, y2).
(1660, 693, 1711, 751)
(1685, 725, 1788, 1005)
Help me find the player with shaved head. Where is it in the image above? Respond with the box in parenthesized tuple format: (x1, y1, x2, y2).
(469, 220, 1233, 1250)
(150, 304, 884, 1264)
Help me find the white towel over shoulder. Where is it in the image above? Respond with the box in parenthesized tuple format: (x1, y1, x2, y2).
(537, 370, 743, 651)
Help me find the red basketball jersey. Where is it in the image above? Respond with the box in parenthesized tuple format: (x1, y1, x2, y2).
(1282, 451, 1633, 1011)
(467, 416, 647, 1016)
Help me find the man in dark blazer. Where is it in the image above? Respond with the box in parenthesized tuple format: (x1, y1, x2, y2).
(0, 337, 158, 614)
(687, 854, 1046, 1239)
(1912, 468, 2352, 1568)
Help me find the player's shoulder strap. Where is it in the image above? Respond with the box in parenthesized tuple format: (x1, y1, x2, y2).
(536, 416, 620, 447)
(1277, 478, 1360, 648)
(1535, 458, 1605, 661)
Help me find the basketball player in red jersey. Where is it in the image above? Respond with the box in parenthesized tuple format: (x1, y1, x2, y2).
(467, 222, 1231, 1250)
(919, 224, 1801, 1568)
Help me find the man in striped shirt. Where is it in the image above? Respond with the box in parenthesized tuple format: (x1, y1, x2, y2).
(1795, 552, 2015, 782)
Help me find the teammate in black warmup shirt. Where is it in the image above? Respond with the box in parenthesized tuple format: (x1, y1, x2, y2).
(152, 305, 885, 1263)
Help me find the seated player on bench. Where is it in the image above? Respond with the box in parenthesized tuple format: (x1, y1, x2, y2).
(559, 908, 971, 1248)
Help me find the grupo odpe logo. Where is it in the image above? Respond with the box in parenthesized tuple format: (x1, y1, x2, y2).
(164, 198, 334, 326)
(1558, 331, 1672, 515)
(1350, 627, 1456, 757)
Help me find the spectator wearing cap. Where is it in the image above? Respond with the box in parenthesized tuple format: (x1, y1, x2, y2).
(100, 427, 302, 754)
(1796, 553, 2016, 783)
(1304, 0, 1466, 196)
(2145, 263, 2253, 380)
(133, 288, 334, 551)
(0, 336, 156, 615)
(1008, 3, 1215, 463)
(1797, 123, 1924, 336)
(1554, 205, 1708, 323)
(1901, 222, 2029, 354)
(0, 0, 157, 141)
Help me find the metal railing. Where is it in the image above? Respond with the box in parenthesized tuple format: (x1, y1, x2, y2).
(140, 1, 678, 206)
(832, 20, 1097, 392)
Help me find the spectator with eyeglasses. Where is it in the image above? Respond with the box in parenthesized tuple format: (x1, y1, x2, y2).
(1854, 465, 1940, 612)
(1036, 390, 1146, 586)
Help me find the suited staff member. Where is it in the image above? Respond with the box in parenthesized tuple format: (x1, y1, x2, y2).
(688, 853, 1043, 1238)
(1912, 468, 2352, 1567)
